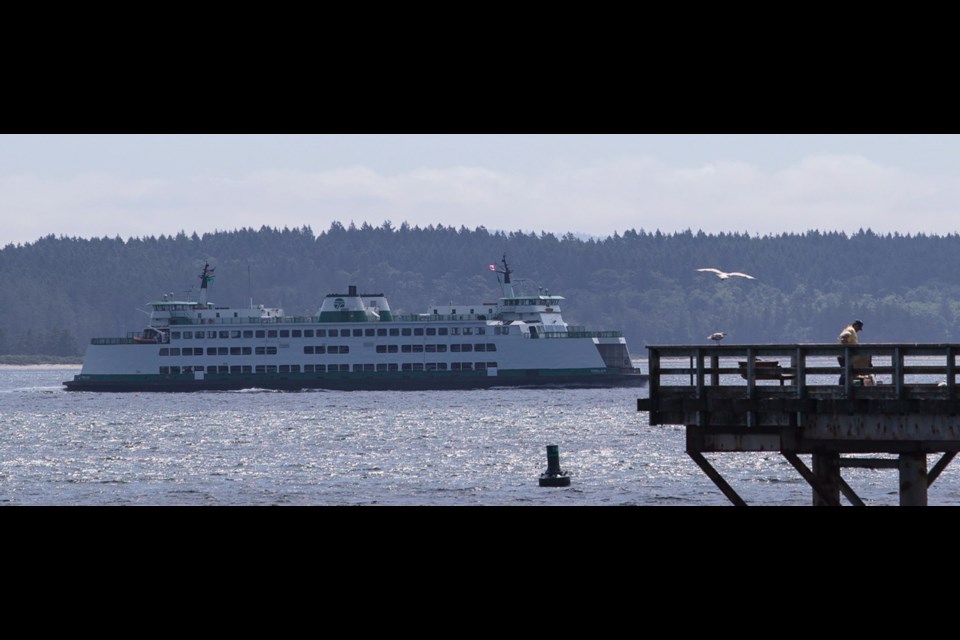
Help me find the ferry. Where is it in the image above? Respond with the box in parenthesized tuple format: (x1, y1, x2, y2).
(63, 257, 646, 391)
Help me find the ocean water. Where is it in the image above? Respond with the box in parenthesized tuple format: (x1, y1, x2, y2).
(3, 365, 960, 506)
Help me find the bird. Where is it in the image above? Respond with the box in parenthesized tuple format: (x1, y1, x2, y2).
(697, 268, 755, 280)
(708, 332, 726, 342)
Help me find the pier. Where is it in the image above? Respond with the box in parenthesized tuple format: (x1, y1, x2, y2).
(637, 343, 960, 506)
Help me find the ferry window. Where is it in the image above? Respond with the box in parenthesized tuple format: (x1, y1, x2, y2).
(389, 328, 399, 336)
(193, 366, 204, 372)
(377, 329, 387, 336)
(256, 346, 266, 355)
(216, 313, 221, 318)
(290, 365, 300, 373)
(451, 344, 461, 352)
(316, 346, 326, 354)
(474, 344, 486, 352)
(488, 362, 497, 368)
(234, 312, 238, 318)
(437, 363, 447, 370)
(476, 327, 485, 335)
(218, 330, 229, 339)
(317, 364, 327, 372)
(242, 347, 252, 355)
(376, 345, 387, 353)
(475, 362, 487, 369)
(412, 345, 423, 353)
(230, 347, 242, 356)
(231, 365, 242, 373)
(304, 329, 314, 338)
(353, 329, 363, 337)
(450, 328, 460, 335)
(451, 363, 461, 370)
(170, 348, 180, 356)
(412, 363, 423, 371)
(255, 330, 265, 338)
(365, 329, 375, 337)
(462, 344, 473, 352)
(267, 330, 278, 338)
(291, 330, 302, 338)
(266, 365, 277, 373)
(461, 362, 473, 370)
(305, 346, 315, 354)
(401, 328, 411, 336)
(279, 365, 290, 373)
(218, 347, 228, 356)
(486, 344, 496, 351)
(426, 363, 437, 371)
(242, 365, 252, 373)
(388, 363, 398, 371)
(377, 364, 388, 371)
(206, 347, 216, 356)
(183, 331, 192, 339)
(402, 363, 412, 371)
(388, 345, 398, 353)
(426, 344, 436, 352)
(451, 310, 457, 315)
(267, 347, 277, 355)
(426, 328, 436, 336)
(364, 364, 374, 372)
(177, 348, 188, 356)
(402, 345, 412, 353)
(304, 364, 315, 372)
(279, 330, 290, 338)
(172, 332, 181, 340)
(339, 346, 349, 354)
(328, 329, 338, 337)
(218, 366, 229, 373)
(243, 330, 253, 338)
(414, 328, 424, 336)
(436, 344, 447, 352)
(159, 366, 169, 374)
(438, 328, 448, 336)
(195, 333, 204, 340)
(256, 365, 266, 373)
(463, 328, 473, 335)
(338, 364, 350, 372)
(231, 330, 241, 339)
(207, 331, 217, 339)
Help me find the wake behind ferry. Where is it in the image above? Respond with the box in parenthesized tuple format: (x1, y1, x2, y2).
(64, 257, 646, 391)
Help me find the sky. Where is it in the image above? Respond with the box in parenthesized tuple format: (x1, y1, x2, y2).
(2, 133, 960, 247)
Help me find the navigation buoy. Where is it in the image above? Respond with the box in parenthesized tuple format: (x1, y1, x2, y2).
(539, 444, 571, 487)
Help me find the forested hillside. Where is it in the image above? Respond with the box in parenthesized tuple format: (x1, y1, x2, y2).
(3, 222, 960, 356)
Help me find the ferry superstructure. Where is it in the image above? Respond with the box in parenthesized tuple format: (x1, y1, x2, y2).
(63, 258, 646, 391)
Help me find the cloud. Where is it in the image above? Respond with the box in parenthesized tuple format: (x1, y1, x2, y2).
(0, 153, 957, 246)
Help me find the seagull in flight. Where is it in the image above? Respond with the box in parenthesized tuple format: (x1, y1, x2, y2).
(707, 331, 726, 342)
(697, 268, 756, 280)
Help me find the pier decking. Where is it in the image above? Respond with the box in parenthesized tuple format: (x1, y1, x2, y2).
(637, 343, 960, 506)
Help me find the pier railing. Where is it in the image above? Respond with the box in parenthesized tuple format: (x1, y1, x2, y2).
(647, 343, 960, 402)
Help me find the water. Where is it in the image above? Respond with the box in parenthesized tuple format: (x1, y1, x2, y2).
(4, 365, 960, 505)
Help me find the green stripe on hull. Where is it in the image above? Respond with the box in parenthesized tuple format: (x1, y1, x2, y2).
(64, 368, 646, 392)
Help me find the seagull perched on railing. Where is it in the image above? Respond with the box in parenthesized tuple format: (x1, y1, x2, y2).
(697, 268, 756, 280)
(708, 332, 726, 342)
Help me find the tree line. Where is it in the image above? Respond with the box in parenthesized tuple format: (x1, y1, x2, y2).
(3, 222, 960, 357)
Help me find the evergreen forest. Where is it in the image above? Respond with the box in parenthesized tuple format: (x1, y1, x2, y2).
(3, 222, 960, 357)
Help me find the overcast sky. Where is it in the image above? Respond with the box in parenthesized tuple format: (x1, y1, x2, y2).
(2, 133, 959, 246)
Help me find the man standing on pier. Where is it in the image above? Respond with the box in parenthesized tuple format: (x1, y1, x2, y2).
(838, 320, 871, 385)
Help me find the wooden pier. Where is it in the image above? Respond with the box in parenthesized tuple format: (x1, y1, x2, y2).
(637, 343, 960, 506)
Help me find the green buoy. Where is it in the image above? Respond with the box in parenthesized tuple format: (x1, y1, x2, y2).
(539, 444, 571, 487)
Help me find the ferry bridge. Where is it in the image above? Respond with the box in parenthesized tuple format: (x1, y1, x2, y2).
(637, 343, 960, 506)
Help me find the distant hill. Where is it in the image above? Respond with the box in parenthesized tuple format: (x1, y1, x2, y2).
(2, 223, 959, 356)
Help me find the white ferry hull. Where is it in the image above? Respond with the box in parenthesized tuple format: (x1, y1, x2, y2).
(63, 259, 647, 392)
